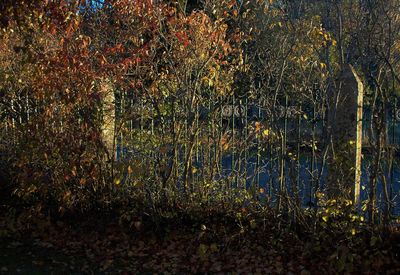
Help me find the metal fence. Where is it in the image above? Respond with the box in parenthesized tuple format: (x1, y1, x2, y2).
(114, 90, 400, 215)
(1, 90, 399, 215)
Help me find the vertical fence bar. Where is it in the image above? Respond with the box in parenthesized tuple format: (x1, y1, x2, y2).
(231, 93, 235, 189)
(129, 97, 133, 142)
(195, 102, 199, 190)
(297, 105, 302, 206)
(244, 96, 248, 190)
(237, 99, 242, 189)
(208, 91, 213, 181)
(184, 98, 189, 193)
(390, 98, 397, 209)
(278, 94, 288, 212)
(219, 96, 223, 178)
(11, 98, 15, 146)
(256, 102, 261, 195)
(26, 92, 30, 122)
(311, 104, 316, 206)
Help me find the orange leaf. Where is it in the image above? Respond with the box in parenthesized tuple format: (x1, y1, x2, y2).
(255, 121, 261, 132)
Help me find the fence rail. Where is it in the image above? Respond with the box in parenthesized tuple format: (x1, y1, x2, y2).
(1, 91, 399, 216)
(112, 91, 400, 215)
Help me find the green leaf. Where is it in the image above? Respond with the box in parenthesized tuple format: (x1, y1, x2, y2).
(198, 244, 208, 256)
(250, 219, 257, 229)
(337, 257, 346, 272)
(370, 236, 378, 246)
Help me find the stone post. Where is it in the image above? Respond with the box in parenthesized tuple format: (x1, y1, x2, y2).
(328, 64, 364, 206)
(100, 80, 116, 160)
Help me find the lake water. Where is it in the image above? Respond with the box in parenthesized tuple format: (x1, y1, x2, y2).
(220, 154, 400, 215)
(117, 143, 400, 216)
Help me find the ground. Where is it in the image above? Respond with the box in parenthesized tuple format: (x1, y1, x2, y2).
(1, 205, 400, 274)
(0, 217, 307, 274)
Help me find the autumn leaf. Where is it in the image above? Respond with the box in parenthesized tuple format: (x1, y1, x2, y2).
(255, 121, 261, 132)
(127, 166, 133, 174)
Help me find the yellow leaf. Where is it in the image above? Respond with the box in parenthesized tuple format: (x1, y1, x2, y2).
(322, 215, 329, 222)
(63, 191, 71, 200)
(315, 191, 324, 199)
(134, 221, 141, 230)
(71, 166, 77, 177)
(327, 199, 336, 205)
(362, 202, 368, 212)
(210, 243, 219, 253)
(344, 200, 353, 206)
(198, 244, 208, 256)
(262, 129, 270, 137)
